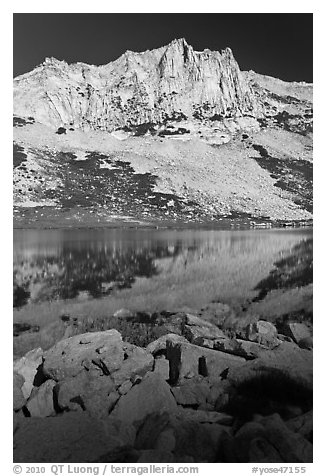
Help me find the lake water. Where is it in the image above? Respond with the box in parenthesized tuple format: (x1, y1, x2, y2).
(14, 227, 312, 311)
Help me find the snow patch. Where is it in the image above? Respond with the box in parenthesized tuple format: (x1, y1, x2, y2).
(74, 151, 89, 161)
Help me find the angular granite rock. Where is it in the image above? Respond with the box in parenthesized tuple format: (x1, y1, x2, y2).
(111, 373, 177, 425)
(56, 371, 115, 417)
(183, 313, 227, 343)
(166, 340, 245, 383)
(110, 342, 153, 386)
(13, 348, 43, 399)
(43, 330, 124, 380)
(26, 379, 56, 417)
(246, 320, 279, 347)
(284, 323, 312, 347)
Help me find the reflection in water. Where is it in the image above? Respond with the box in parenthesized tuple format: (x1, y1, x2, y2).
(13, 228, 312, 309)
(254, 238, 313, 301)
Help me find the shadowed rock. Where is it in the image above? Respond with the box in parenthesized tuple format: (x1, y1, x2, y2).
(111, 373, 177, 426)
(13, 372, 26, 411)
(13, 412, 136, 463)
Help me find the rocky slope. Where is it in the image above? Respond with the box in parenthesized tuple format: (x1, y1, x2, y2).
(13, 314, 312, 463)
(13, 39, 313, 226)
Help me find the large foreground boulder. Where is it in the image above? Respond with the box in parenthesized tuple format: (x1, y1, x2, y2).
(14, 412, 136, 463)
(43, 330, 124, 381)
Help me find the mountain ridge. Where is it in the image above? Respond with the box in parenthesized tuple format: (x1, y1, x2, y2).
(13, 38, 313, 226)
(14, 38, 263, 131)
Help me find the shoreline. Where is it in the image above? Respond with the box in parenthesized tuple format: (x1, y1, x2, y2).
(13, 218, 313, 231)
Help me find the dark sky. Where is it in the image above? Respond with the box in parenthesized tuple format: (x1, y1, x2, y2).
(13, 13, 313, 82)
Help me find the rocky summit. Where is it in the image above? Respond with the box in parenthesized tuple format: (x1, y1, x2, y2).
(13, 38, 313, 227)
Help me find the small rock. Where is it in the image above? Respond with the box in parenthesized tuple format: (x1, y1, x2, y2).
(246, 321, 279, 347)
(26, 380, 56, 417)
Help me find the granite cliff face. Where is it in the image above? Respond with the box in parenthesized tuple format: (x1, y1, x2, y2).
(14, 38, 261, 131)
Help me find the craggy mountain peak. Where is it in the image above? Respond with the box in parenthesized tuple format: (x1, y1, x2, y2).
(13, 38, 262, 131)
(13, 38, 313, 226)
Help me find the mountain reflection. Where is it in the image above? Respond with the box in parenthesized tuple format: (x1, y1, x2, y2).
(13, 238, 183, 307)
(13, 228, 312, 309)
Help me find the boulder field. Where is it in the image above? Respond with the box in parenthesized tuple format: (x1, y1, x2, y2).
(13, 312, 313, 463)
